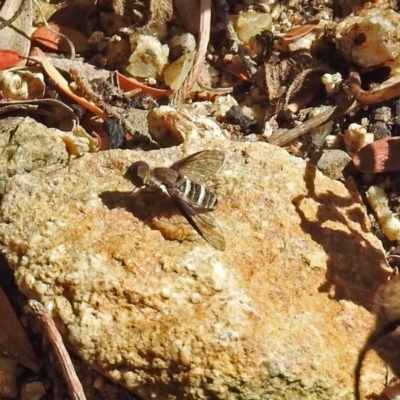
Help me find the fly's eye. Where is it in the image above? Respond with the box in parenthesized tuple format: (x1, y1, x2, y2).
(126, 161, 149, 187)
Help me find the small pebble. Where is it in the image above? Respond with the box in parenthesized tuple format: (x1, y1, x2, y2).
(224, 105, 258, 135)
(312, 149, 351, 180)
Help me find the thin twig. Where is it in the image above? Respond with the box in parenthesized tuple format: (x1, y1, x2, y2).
(28, 300, 87, 400)
(343, 72, 400, 105)
(269, 71, 400, 147)
(0, 0, 26, 30)
(267, 98, 357, 147)
(170, 0, 211, 106)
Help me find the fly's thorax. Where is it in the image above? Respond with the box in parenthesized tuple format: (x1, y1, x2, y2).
(151, 167, 181, 186)
(178, 178, 218, 210)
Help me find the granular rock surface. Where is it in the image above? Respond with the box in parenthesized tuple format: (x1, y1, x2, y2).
(0, 140, 390, 399)
(0, 117, 68, 193)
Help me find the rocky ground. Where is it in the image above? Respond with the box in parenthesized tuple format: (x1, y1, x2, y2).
(1, 0, 400, 399)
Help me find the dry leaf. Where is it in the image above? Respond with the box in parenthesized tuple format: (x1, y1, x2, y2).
(32, 24, 90, 53)
(174, 0, 200, 34)
(0, 69, 45, 100)
(59, 127, 100, 155)
(0, 98, 79, 131)
(33, 47, 107, 120)
(0, 50, 23, 70)
(117, 72, 173, 99)
(353, 137, 400, 173)
(265, 51, 328, 109)
(48, 3, 96, 32)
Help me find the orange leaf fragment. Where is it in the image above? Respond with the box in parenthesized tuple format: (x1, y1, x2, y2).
(117, 72, 173, 100)
(33, 47, 107, 120)
(0, 50, 23, 70)
(32, 24, 90, 53)
(353, 137, 400, 173)
(277, 21, 319, 42)
(220, 62, 250, 82)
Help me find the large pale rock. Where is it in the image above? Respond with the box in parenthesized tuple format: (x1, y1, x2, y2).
(0, 140, 390, 399)
(0, 117, 68, 193)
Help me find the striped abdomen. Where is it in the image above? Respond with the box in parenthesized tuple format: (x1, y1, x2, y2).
(176, 178, 218, 209)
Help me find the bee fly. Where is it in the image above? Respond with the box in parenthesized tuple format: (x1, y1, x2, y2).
(125, 150, 226, 251)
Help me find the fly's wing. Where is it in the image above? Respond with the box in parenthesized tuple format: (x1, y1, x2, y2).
(171, 150, 225, 181)
(170, 191, 226, 251)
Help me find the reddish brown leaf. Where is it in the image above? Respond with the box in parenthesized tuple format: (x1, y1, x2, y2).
(32, 24, 89, 53)
(29, 300, 86, 400)
(0, 49, 23, 70)
(117, 72, 173, 100)
(353, 137, 400, 173)
(276, 20, 320, 42)
(48, 4, 95, 32)
(220, 60, 250, 82)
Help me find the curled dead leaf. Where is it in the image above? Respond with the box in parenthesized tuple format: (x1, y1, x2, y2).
(117, 72, 173, 100)
(353, 137, 400, 173)
(60, 125, 100, 155)
(0, 50, 23, 70)
(32, 24, 89, 53)
(275, 21, 320, 42)
(48, 3, 96, 32)
(274, 19, 321, 52)
(0, 69, 45, 100)
(33, 47, 107, 120)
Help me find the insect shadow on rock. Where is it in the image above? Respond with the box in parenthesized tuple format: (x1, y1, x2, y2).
(124, 150, 226, 251)
(354, 272, 400, 400)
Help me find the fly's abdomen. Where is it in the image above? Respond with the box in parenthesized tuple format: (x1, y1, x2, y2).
(179, 178, 218, 209)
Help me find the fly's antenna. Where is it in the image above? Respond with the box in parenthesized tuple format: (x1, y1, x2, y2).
(128, 186, 140, 194)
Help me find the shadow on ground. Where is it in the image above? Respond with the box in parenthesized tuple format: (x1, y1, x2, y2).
(292, 162, 390, 312)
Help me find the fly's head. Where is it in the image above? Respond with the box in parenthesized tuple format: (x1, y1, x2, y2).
(126, 161, 151, 188)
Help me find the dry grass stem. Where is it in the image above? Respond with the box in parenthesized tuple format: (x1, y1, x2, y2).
(170, 0, 211, 106)
(344, 72, 400, 105)
(28, 300, 87, 400)
(267, 98, 357, 147)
